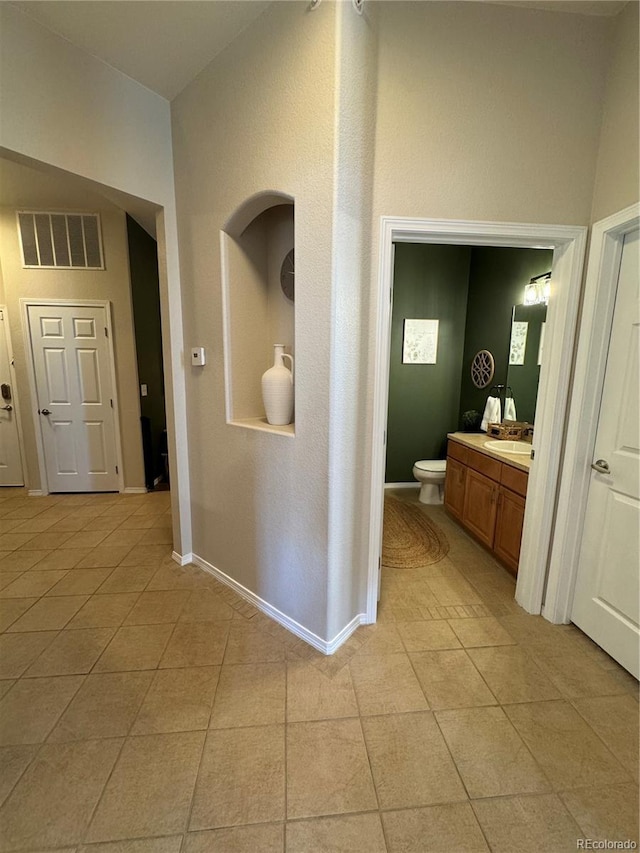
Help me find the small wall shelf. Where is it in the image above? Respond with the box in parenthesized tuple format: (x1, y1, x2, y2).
(221, 192, 295, 436)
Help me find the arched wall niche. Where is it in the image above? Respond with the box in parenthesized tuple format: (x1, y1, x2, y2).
(221, 191, 295, 435)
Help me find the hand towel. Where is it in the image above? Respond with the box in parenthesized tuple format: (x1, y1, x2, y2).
(481, 396, 502, 432)
(504, 396, 517, 422)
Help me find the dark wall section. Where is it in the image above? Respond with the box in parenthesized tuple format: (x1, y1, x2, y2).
(126, 215, 166, 489)
(458, 247, 553, 421)
(385, 244, 471, 482)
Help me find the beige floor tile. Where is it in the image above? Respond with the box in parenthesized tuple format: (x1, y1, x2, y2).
(472, 793, 582, 852)
(436, 706, 551, 798)
(123, 590, 190, 625)
(24, 627, 115, 677)
(94, 624, 174, 672)
(351, 623, 405, 657)
(505, 700, 631, 789)
(287, 813, 385, 853)
(0, 551, 50, 572)
(120, 545, 171, 567)
(67, 593, 140, 629)
(0, 679, 15, 698)
(572, 694, 640, 779)
(497, 614, 576, 645)
(160, 621, 229, 668)
(287, 718, 377, 819)
(223, 621, 285, 664)
(210, 662, 285, 729)
(0, 675, 84, 744)
(49, 671, 154, 741)
(286, 659, 358, 722)
(99, 529, 146, 548)
(0, 598, 37, 632)
(86, 731, 205, 842)
(427, 574, 483, 605)
(0, 571, 68, 598)
(137, 528, 174, 546)
(0, 631, 58, 678)
(63, 531, 110, 549)
(184, 825, 283, 853)
(132, 666, 220, 734)
(448, 616, 516, 647)
(363, 711, 467, 809)
(49, 516, 87, 532)
(19, 531, 73, 551)
(77, 546, 132, 569)
(96, 565, 157, 595)
(46, 569, 113, 596)
(0, 738, 122, 850)
(397, 620, 462, 651)
(0, 533, 36, 551)
(561, 783, 639, 843)
(467, 646, 561, 704)
(79, 838, 183, 853)
(0, 745, 39, 808)
(179, 589, 235, 622)
(411, 649, 497, 710)
(33, 549, 92, 571)
(146, 564, 211, 591)
(349, 653, 428, 715)
(383, 802, 489, 853)
(526, 641, 629, 699)
(81, 516, 125, 532)
(6, 595, 89, 632)
(0, 573, 25, 592)
(190, 725, 285, 829)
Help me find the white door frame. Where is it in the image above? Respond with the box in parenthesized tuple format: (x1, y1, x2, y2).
(543, 203, 640, 624)
(0, 304, 27, 486)
(20, 298, 125, 495)
(367, 217, 587, 623)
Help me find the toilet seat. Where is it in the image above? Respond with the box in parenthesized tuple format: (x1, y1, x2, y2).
(414, 460, 446, 473)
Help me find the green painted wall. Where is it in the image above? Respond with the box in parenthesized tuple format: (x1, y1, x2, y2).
(126, 215, 166, 487)
(385, 243, 471, 482)
(458, 247, 553, 422)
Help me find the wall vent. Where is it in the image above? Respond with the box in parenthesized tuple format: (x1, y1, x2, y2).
(17, 211, 104, 270)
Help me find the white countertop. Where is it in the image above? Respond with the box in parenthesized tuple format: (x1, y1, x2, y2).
(448, 432, 532, 473)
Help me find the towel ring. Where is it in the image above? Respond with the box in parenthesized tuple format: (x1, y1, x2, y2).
(471, 350, 495, 389)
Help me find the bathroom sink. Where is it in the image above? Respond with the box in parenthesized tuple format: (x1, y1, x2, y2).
(484, 440, 531, 455)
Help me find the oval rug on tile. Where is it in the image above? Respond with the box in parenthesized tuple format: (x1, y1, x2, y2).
(382, 496, 449, 568)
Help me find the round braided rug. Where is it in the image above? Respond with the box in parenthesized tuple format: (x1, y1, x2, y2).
(382, 496, 449, 569)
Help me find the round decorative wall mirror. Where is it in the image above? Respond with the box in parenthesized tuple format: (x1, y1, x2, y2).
(280, 249, 294, 301)
(471, 350, 495, 389)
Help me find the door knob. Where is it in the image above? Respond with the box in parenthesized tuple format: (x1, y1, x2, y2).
(1, 405, 12, 411)
(40, 408, 51, 416)
(591, 459, 610, 474)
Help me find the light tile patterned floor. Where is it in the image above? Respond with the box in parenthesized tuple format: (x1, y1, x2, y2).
(0, 486, 637, 853)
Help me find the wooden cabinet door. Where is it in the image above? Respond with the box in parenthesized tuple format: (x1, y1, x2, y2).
(462, 468, 498, 548)
(494, 487, 526, 577)
(444, 457, 467, 520)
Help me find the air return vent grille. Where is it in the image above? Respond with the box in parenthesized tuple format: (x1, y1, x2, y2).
(17, 212, 104, 270)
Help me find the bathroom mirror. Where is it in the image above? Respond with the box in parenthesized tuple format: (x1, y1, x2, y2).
(505, 302, 547, 424)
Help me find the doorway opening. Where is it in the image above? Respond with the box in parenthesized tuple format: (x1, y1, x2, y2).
(367, 217, 587, 624)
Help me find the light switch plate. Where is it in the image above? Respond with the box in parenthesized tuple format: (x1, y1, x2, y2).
(191, 347, 206, 366)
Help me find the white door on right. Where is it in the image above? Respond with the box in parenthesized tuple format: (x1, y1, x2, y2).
(571, 227, 639, 678)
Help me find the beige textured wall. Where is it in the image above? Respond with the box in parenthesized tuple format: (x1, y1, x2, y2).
(591, 0, 640, 222)
(0, 206, 145, 490)
(172, 0, 337, 637)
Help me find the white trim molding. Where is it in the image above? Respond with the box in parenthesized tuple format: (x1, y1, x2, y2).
(543, 203, 640, 624)
(191, 552, 366, 655)
(171, 550, 193, 567)
(123, 487, 148, 495)
(368, 216, 587, 623)
(384, 482, 420, 490)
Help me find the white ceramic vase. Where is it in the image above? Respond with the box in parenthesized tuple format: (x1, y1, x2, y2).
(261, 344, 294, 425)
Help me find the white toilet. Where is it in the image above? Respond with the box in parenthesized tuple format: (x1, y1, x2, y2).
(412, 459, 447, 504)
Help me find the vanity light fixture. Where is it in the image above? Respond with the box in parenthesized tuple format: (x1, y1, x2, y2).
(524, 272, 551, 306)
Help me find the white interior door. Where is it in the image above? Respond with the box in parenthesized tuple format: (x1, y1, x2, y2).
(0, 307, 24, 487)
(27, 303, 119, 493)
(571, 228, 640, 678)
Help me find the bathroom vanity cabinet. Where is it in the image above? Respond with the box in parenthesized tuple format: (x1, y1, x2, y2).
(444, 436, 529, 576)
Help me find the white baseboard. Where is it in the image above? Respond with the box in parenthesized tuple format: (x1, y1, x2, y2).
(384, 482, 419, 490)
(172, 551, 193, 567)
(123, 487, 148, 495)
(27, 489, 45, 497)
(191, 552, 367, 656)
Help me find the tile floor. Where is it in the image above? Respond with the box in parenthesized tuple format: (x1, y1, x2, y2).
(0, 486, 637, 852)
